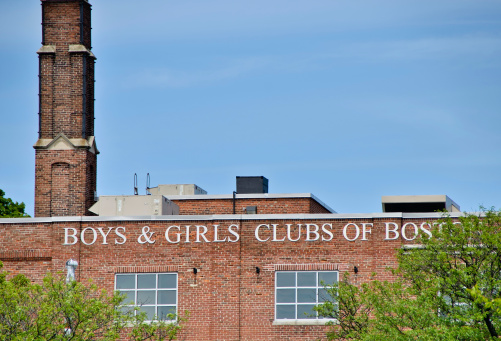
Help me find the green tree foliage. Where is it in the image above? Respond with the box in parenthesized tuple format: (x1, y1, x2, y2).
(0, 189, 29, 218)
(315, 208, 501, 340)
(0, 263, 186, 340)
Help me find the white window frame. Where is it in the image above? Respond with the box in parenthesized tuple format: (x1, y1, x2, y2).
(274, 270, 338, 325)
(115, 272, 178, 321)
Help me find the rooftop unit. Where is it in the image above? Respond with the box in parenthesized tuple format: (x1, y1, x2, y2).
(236, 176, 268, 194)
(382, 195, 460, 213)
(89, 195, 179, 216)
(147, 184, 207, 196)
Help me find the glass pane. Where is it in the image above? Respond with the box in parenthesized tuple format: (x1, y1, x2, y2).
(158, 290, 176, 304)
(118, 306, 135, 316)
(297, 288, 316, 303)
(277, 272, 295, 287)
(137, 274, 156, 289)
(319, 272, 337, 285)
(318, 288, 332, 303)
(137, 290, 155, 305)
(116, 274, 135, 289)
(158, 306, 176, 320)
(119, 290, 135, 304)
(158, 274, 176, 289)
(297, 304, 316, 319)
(277, 289, 295, 303)
(276, 305, 295, 319)
(297, 272, 316, 287)
(138, 306, 155, 320)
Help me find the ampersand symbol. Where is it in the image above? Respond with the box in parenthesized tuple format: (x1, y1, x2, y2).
(138, 226, 156, 244)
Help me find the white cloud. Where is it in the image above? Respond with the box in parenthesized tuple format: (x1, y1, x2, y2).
(124, 57, 270, 88)
(93, 0, 501, 42)
(120, 32, 501, 90)
(320, 35, 501, 65)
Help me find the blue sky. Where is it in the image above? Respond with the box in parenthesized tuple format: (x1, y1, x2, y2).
(1, 0, 500, 215)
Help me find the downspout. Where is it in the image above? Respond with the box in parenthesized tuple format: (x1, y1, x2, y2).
(233, 191, 237, 214)
(238, 216, 242, 340)
(79, 1, 84, 45)
(38, 3, 45, 138)
(38, 56, 42, 139)
(80, 1, 87, 138)
(41, 3, 45, 46)
(82, 54, 87, 138)
(78, 218, 82, 281)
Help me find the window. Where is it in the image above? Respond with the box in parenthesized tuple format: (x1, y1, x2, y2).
(115, 273, 177, 321)
(275, 271, 337, 320)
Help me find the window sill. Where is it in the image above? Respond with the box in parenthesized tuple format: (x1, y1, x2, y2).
(273, 319, 338, 326)
(123, 319, 177, 327)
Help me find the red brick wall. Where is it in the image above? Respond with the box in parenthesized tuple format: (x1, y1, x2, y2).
(35, 150, 97, 216)
(0, 221, 54, 282)
(309, 199, 332, 214)
(172, 197, 332, 215)
(0, 215, 441, 340)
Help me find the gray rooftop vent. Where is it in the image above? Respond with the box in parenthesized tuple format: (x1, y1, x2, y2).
(147, 184, 207, 196)
(236, 176, 269, 194)
(382, 195, 460, 213)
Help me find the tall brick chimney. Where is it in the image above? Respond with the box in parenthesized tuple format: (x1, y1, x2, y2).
(34, 0, 98, 217)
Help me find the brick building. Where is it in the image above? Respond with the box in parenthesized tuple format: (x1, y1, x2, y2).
(0, 206, 459, 340)
(0, 1, 463, 340)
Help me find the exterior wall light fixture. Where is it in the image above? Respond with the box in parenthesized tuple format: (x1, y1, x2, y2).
(65, 259, 78, 283)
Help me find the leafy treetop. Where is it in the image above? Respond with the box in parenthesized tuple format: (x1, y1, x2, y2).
(0, 262, 186, 340)
(0, 189, 30, 218)
(315, 208, 501, 341)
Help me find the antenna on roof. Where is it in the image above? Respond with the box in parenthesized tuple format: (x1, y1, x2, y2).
(134, 173, 138, 195)
(146, 173, 151, 195)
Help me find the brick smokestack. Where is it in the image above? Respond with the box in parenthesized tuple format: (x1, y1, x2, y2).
(34, 0, 98, 217)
